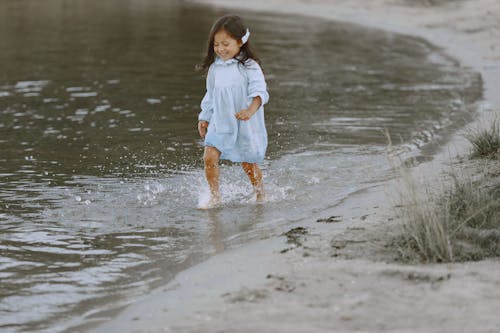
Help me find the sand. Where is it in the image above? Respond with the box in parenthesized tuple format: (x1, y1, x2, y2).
(89, 1, 500, 332)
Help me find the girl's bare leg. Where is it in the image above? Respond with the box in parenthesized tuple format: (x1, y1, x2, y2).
(242, 162, 265, 202)
(204, 146, 221, 204)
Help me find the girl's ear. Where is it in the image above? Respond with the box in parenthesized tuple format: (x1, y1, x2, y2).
(237, 39, 243, 47)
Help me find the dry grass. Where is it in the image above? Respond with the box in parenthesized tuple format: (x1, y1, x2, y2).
(393, 165, 500, 263)
(465, 119, 500, 159)
(382, 116, 500, 263)
(388, 114, 500, 262)
(392, 167, 453, 263)
(386, 117, 500, 263)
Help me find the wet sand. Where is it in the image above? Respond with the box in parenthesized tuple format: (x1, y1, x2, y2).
(89, 0, 500, 332)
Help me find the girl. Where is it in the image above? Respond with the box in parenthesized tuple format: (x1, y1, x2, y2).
(197, 14, 269, 209)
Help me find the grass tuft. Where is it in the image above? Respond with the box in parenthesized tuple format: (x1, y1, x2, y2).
(393, 168, 500, 263)
(465, 119, 500, 159)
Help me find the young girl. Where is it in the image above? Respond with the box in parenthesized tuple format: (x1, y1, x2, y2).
(197, 14, 269, 209)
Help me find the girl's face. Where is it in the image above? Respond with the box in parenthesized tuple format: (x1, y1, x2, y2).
(213, 29, 242, 61)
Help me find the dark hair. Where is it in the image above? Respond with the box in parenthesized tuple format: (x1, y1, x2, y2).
(198, 14, 260, 74)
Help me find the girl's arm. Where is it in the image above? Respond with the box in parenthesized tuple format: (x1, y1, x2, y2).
(198, 66, 215, 134)
(236, 60, 268, 121)
(235, 96, 262, 121)
(199, 92, 213, 122)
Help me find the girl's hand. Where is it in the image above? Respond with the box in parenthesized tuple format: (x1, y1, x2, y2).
(198, 121, 209, 138)
(235, 109, 256, 121)
(236, 96, 262, 121)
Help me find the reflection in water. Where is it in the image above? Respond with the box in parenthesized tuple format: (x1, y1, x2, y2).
(207, 204, 264, 254)
(208, 209, 226, 254)
(0, 0, 482, 332)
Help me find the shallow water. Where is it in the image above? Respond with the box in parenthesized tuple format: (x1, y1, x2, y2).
(0, 0, 482, 332)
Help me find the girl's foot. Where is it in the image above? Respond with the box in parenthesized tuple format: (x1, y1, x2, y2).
(198, 194, 221, 210)
(256, 190, 266, 203)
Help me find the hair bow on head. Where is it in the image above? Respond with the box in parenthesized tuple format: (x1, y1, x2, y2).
(241, 29, 250, 44)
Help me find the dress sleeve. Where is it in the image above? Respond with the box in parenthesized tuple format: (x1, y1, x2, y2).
(198, 66, 215, 122)
(246, 60, 269, 105)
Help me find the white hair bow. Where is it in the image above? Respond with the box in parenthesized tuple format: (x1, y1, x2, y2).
(241, 29, 250, 44)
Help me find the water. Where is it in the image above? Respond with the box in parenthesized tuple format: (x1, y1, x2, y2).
(0, 0, 482, 332)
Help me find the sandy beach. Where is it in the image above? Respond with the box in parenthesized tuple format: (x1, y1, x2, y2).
(89, 0, 500, 332)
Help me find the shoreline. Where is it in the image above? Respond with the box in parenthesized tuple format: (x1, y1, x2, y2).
(89, 1, 500, 332)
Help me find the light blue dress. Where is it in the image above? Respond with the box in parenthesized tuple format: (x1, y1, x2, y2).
(198, 56, 269, 163)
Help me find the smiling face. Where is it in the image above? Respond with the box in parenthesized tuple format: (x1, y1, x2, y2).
(213, 29, 242, 61)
